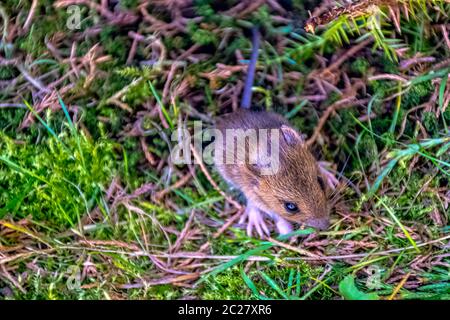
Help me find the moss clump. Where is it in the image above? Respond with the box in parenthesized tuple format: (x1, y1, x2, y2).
(188, 22, 219, 46)
(0, 121, 118, 227)
(16, 6, 68, 57)
(403, 81, 433, 108)
(356, 134, 379, 168)
(351, 58, 370, 75)
(0, 66, 17, 80)
(422, 111, 440, 136)
(99, 26, 130, 64)
(201, 267, 253, 299)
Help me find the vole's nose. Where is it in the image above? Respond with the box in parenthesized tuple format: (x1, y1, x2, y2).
(306, 218, 330, 230)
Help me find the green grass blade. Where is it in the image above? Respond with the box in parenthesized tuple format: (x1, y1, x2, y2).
(276, 228, 315, 241)
(198, 242, 274, 283)
(295, 270, 301, 297)
(368, 158, 399, 196)
(58, 94, 75, 129)
(376, 196, 419, 252)
(260, 271, 289, 299)
(240, 267, 260, 298)
(58, 94, 86, 167)
(287, 269, 295, 292)
(438, 75, 448, 130)
(339, 275, 379, 300)
(0, 156, 49, 184)
(148, 80, 174, 130)
(23, 100, 69, 151)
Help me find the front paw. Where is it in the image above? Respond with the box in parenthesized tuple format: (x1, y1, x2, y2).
(318, 161, 339, 190)
(274, 215, 293, 235)
(239, 204, 270, 238)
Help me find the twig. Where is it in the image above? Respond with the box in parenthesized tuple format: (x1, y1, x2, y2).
(190, 143, 242, 210)
(306, 98, 369, 147)
(268, 237, 321, 259)
(118, 273, 199, 289)
(388, 272, 411, 300)
(171, 209, 196, 253)
(0, 264, 26, 294)
(150, 234, 450, 262)
(23, 0, 39, 32)
(368, 74, 409, 82)
(17, 65, 52, 94)
(0, 103, 26, 109)
(140, 137, 158, 166)
(213, 209, 243, 238)
(325, 38, 372, 73)
(154, 172, 192, 200)
(441, 25, 450, 51)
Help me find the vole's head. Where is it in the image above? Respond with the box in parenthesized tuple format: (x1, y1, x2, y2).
(245, 125, 330, 230)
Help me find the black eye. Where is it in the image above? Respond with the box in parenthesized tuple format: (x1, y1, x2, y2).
(318, 176, 326, 191)
(284, 202, 299, 214)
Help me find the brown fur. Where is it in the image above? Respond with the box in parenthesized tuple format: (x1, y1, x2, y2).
(214, 109, 330, 229)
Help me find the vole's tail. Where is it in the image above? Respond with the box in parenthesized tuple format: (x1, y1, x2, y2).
(241, 26, 260, 109)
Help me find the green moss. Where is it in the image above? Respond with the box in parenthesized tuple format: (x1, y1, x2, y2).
(188, 22, 219, 46)
(0, 121, 118, 227)
(0, 66, 17, 80)
(16, 6, 68, 57)
(0, 109, 27, 135)
(379, 56, 398, 74)
(357, 134, 379, 168)
(201, 267, 253, 299)
(123, 80, 153, 106)
(195, 2, 216, 20)
(329, 108, 357, 138)
(422, 111, 439, 136)
(444, 110, 450, 121)
(164, 35, 189, 51)
(351, 58, 370, 75)
(121, 0, 140, 9)
(370, 117, 393, 137)
(200, 259, 329, 300)
(369, 80, 392, 100)
(403, 81, 433, 108)
(99, 26, 129, 64)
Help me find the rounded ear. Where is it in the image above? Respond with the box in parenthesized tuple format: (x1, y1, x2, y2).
(280, 125, 304, 146)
